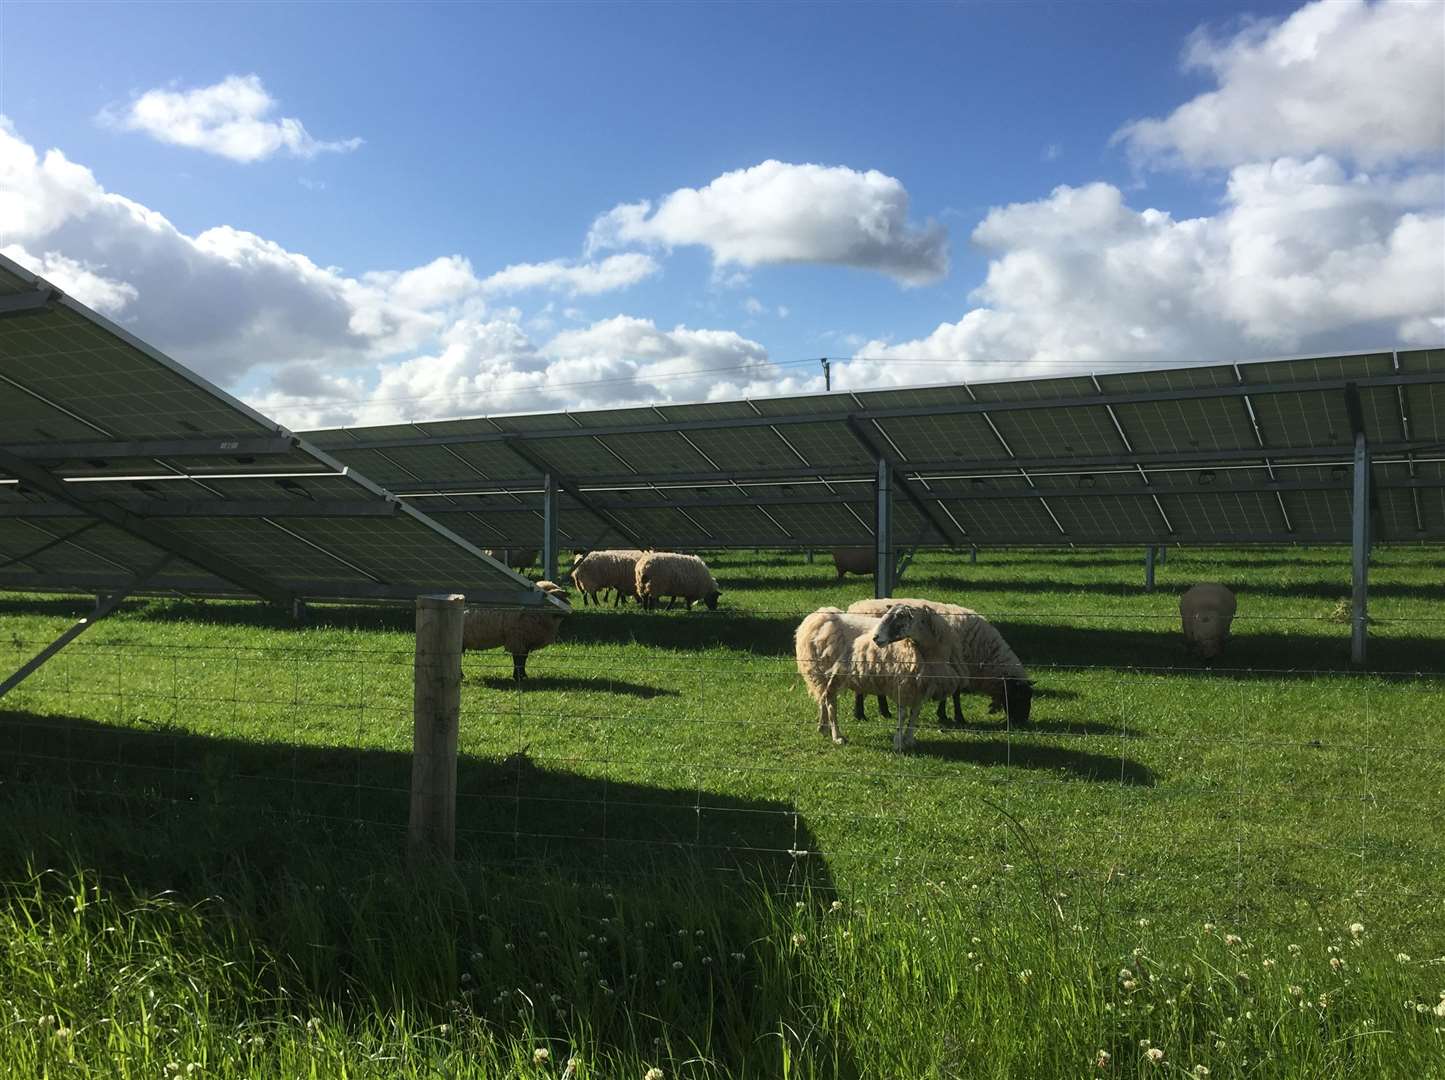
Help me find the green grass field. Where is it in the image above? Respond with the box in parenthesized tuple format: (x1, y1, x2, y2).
(1, 546, 1442, 1077)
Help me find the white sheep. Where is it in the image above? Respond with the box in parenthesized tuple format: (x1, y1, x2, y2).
(571, 549, 644, 606)
(847, 597, 1034, 728)
(461, 580, 570, 682)
(634, 552, 721, 611)
(1180, 583, 1237, 660)
(831, 547, 875, 580)
(484, 548, 538, 571)
(794, 603, 954, 751)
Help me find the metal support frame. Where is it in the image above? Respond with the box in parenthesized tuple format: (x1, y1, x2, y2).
(874, 458, 893, 599)
(2, 435, 298, 462)
(0, 554, 171, 699)
(1144, 545, 1156, 592)
(501, 437, 642, 546)
(0, 447, 295, 608)
(541, 473, 559, 582)
(843, 416, 960, 546)
(969, 546, 978, 564)
(1351, 431, 1371, 664)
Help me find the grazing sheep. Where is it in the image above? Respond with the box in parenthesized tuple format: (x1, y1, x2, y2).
(1180, 583, 1237, 660)
(635, 552, 721, 611)
(461, 580, 570, 682)
(794, 604, 954, 751)
(831, 547, 876, 580)
(847, 597, 1033, 729)
(571, 549, 644, 606)
(484, 548, 537, 571)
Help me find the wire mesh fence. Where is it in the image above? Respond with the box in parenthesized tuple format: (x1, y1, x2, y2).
(2, 614, 1441, 922)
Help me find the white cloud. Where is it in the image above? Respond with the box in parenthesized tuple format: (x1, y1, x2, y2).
(480, 252, 658, 296)
(1117, 0, 1444, 168)
(104, 75, 362, 163)
(836, 159, 1444, 388)
(588, 160, 948, 285)
(0, 119, 476, 384)
(743, 296, 765, 316)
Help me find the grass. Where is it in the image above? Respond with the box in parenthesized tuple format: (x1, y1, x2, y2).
(1, 545, 1443, 1077)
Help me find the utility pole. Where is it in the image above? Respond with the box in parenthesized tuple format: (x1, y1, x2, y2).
(821, 357, 831, 391)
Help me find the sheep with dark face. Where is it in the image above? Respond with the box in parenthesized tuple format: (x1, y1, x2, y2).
(847, 597, 1033, 729)
(794, 603, 953, 751)
(571, 549, 644, 606)
(1180, 583, 1237, 660)
(461, 581, 570, 682)
(831, 547, 875, 580)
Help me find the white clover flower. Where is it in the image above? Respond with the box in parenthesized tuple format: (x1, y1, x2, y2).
(791, 932, 807, 947)
(1139, 1039, 1152, 1049)
(1237, 971, 1250, 983)
(1330, 957, 1345, 971)
(186, 1066, 201, 1077)
(1122, 979, 1138, 991)
(645, 1069, 664, 1080)
(1138, 918, 1150, 928)
(677, 930, 688, 939)
(795, 901, 806, 911)
(731, 952, 745, 962)
(830, 900, 843, 912)
(1119, 968, 1134, 980)
(1435, 1000, 1445, 1019)
(165, 1066, 181, 1077)
(1017, 969, 1033, 983)
(1288, 944, 1302, 955)
(1095, 1049, 1111, 1067)
(1145, 1047, 1165, 1064)
(1193, 1067, 1210, 1078)
(37, 1015, 56, 1030)
(534, 1047, 551, 1066)
(1262, 958, 1276, 970)
(1327, 944, 1341, 954)
(702, 956, 713, 965)
(460, 973, 471, 984)
(1224, 934, 1242, 947)
(655, 979, 666, 988)
(1396, 953, 1411, 963)
(578, 950, 589, 960)
(672, 961, 683, 971)
(438, 1024, 450, 1035)
(1203, 923, 1216, 933)
(1349, 922, 1365, 938)
(643, 921, 654, 930)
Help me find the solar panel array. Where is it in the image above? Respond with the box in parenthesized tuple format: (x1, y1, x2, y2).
(302, 349, 1445, 550)
(0, 254, 549, 606)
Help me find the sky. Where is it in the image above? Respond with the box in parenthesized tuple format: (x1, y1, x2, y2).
(1, 0, 1442, 429)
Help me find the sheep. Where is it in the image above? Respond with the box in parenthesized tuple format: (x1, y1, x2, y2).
(461, 580, 570, 682)
(1180, 583, 1237, 660)
(831, 547, 876, 580)
(484, 548, 537, 571)
(794, 603, 954, 751)
(847, 597, 1033, 729)
(570, 549, 644, 606)
(634, 552, 721, 611)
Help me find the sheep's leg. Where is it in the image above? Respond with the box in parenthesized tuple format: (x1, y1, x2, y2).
(936, 697, 949, 726)
(893, 702, 919, 752)
(511, 652, 527, 683)
(952, 690, 964, 726)
(876, 695, 891, 719)
(852, 692, 866, 721)
(665, 596, 677, 610)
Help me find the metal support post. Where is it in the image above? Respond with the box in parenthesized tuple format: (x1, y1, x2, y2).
(542, 473, 559, 582)
(1, 555, 171, 700)
(1157, 545, 1167, 565)
(805, 549, 814, 564)
(969, 546, 977, 565)
(1351, 432, 1371, 665)
(875, 458, 893, 599)
(1144, 545, 1156, 592)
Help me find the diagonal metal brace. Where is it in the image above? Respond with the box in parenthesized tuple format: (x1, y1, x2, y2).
(843, 417, 962, 546)
(500, 436, 644, 546)
(0, 553, 172, 699)
(0, 447, 295, 608)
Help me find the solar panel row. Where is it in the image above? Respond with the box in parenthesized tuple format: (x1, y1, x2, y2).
(301, 349, 1445, 550)
(0, 254, 551, 607)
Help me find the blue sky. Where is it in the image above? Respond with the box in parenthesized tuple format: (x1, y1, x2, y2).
(2, 0, 1441, 426)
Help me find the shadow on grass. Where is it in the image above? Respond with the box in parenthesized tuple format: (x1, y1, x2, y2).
(913, 736, 1156, 786)
(464, 672, 681, 698)
(0, 709, 841, 1070)
(945, 717, 1135, 739)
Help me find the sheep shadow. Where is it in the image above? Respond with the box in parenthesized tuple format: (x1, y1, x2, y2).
(912, 736, 1156, 786)
(943, 717, 1136, 739)
(465, 673, 680, 698)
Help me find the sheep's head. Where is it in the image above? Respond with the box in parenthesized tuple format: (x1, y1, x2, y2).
(1190, 611, 1233, 659)
(871, 604, 931, 648)
(703, 590, 721, 610)
(987, 676, 1034, 728)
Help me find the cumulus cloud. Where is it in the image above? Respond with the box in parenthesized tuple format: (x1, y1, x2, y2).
(0, 119, 475, 383)
(835, 159, 1444, 388)
(104, 74, 363, 163)
(588, 160, 948, 285)
(480, 252, 659, 296)
(1117, 0, 1444, 168)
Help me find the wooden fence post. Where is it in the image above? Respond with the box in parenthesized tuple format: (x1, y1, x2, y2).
(410, 593, 465, 860)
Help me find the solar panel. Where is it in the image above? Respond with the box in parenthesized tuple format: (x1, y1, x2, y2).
(292, 346, 1445, 551)
(0, 252, 549, 607)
